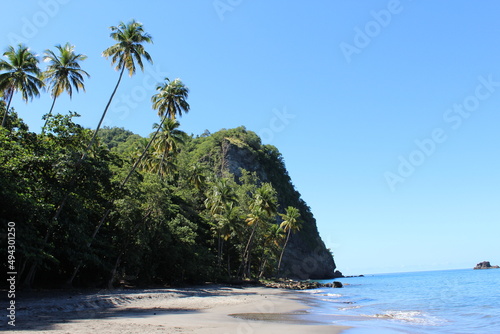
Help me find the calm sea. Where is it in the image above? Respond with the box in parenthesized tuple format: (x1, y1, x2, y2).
(302, 269, 500, 333)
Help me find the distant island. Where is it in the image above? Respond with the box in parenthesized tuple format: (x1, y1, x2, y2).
(473, 261, 500, 270)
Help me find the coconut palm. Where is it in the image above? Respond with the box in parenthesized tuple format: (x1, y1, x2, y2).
(204, 178, 239, 270)
(41, 43, 89, 133)
(66, 78, 190, 286)
(151, 118, 187, 177)
(188, 163, 208, 190)
(88, 20, 153, 150)
(240, 183, 278, 278)
(258, 223, 285, 277)
(0, 44, 44, 127)
(151, 78, 190, 120)
(277, 206, 301, 273)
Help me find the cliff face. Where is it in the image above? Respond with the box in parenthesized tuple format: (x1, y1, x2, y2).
(221, 132, 336, 279)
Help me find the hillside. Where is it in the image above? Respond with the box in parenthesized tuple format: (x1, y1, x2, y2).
(0, 111, 337, 289)
(180, 126, 336, 279)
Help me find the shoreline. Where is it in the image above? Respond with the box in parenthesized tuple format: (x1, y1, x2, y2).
(3, 285, 351, 333)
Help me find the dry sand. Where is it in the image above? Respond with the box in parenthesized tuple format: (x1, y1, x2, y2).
(3, 285, 351, 333)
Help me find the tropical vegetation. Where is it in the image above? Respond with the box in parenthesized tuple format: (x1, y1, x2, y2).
(0, 19, 332, 289)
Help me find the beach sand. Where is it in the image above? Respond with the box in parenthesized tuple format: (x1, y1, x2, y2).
(4, 285, 351, 333)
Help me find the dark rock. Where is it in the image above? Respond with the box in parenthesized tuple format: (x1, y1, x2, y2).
(334, 270, 344, 278)
(262, 279, 343, 290)
(474, 261, 500, 270)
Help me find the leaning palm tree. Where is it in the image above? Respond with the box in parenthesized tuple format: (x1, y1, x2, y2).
(0, 44, 44, 127)
(204, 178, 239, 270)
(240, 183, 278, 278)
(66, 78, 190, 286)
(41, 43, 90, 133)
(277, 206, 301, 273)
(87, 20, 153, 150)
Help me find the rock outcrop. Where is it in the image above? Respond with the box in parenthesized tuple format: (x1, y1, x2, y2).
(262, 279, 343, 290)
(473, 261, 500, 270)
(219, 127, 337, 279)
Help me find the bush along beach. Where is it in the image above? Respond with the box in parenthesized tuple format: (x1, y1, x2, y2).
(0, 19, 336, 290)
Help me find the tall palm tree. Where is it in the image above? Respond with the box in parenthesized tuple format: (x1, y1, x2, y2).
(120, 78, 189, 186)
(151, 78, 190, 120)
(204, 178, 238, 270)
(42, 43, 90, 133)
(0, 44, 44, 127)
(151, 118, 187, 177)
(240, 183, 278, 278)
(66, 78, 190, 286)
(277, 206, 301, 273)
(258, 223, 285, 277)
(88, 20, 153, 150)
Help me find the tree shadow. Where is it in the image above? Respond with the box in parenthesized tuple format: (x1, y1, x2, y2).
(2, 285, 262, 331)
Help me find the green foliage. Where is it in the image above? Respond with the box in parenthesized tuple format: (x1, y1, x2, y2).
(0, 24, 333, 287)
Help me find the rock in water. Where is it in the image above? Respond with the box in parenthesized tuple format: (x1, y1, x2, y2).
(473, 261, 500, 269)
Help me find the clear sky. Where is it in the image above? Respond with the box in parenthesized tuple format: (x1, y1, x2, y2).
(2, 0, 500, 274)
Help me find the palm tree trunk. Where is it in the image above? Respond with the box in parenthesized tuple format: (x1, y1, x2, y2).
(82, 65, 126, 159)
(1, 90, 14, 127)
(34, 66, 127, 287)
(277, 230, 291, 275)
(238, 223, 258, 278)
(67, 114, 169, 286)
(157, 149, 168, 177)
(107, 253, 123, 289)
(41, 95, 58, 134)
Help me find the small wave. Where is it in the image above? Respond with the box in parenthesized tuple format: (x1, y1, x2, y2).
(370, 310, 445, 326)
(339, 305, 364, 311)
(322, 293, 342, 297)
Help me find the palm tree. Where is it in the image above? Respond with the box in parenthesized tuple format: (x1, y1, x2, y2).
(187, 163, 208, 190)
(258, 223, 285, 277)
(151, 118, 187, 177)
(88, 20, 153, 150)
(151, 78, 190, 120)
(0, 44, 44, 127)
(204, 178, 239, 270)
(240, 183, 278, 278)
(277, 206, 301, 274)
(120, 78, 189, 186)
(66, 78, 190, 286)
(41, 43, 90, 133)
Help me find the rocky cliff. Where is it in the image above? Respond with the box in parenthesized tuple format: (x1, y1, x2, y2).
(216, 127, 336, 279)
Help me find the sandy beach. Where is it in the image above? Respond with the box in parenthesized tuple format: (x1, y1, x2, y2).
(3, 285, 351, 333)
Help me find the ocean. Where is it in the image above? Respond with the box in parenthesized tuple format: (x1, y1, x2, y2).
(301, 268, 500, 333)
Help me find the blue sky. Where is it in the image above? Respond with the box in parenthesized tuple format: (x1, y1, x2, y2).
(2, 0, 500, 274)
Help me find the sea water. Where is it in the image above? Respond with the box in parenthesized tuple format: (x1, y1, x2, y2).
(302, 269, 500, 333)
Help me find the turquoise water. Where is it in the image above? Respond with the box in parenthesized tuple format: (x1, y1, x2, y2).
(303, 269, 500, 333)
